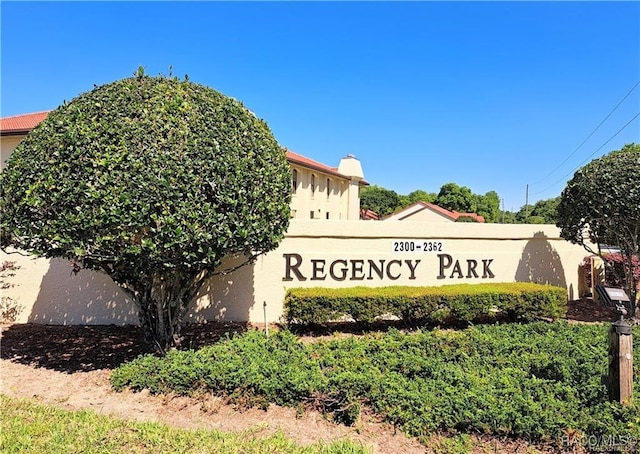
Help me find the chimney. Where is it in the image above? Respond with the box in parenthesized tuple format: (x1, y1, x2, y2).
(337, 154, 364, 181)
(337, 154, 365, 220)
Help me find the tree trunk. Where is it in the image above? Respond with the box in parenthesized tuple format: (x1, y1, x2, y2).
(113, 268, 215, 355)
(132, 272, 198, 354)
(137, 295, 180, 354)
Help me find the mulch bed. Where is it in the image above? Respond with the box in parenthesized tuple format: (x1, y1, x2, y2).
(0, 298, 620, 374)
(0, 322, 248, 373)
(565, 298, 619, 323)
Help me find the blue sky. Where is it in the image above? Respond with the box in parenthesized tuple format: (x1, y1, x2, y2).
(2, 1, 639, 212)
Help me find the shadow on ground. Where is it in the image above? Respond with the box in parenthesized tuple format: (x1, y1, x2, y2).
(0, 322, 247, 373)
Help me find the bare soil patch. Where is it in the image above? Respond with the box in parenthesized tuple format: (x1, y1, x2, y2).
(0, 299, 615, 453)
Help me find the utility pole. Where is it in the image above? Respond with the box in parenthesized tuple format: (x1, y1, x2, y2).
(525, 184, 529, 223)
(501, 198, 505, 223)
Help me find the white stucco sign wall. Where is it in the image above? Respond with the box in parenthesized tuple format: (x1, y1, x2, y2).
(2, 220, 591, 325)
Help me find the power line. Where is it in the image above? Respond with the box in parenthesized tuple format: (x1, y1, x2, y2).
(530, 80, 640, 186)
(530, 111, 640, 197)
(573, 112, 640, 167)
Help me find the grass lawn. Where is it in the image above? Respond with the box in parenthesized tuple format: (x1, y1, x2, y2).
(0, 395, 369, 454)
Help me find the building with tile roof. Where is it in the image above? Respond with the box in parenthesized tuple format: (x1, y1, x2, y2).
(0, 111, 50, 134)
(359, 208, 380, 221)
(286, 150, 366, 221)
(384, 201, 485, 223)
(1, 112, 52, 171)
(1, 111, 366, 220)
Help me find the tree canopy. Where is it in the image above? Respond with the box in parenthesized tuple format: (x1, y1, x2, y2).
(360, 185, 401, 217)
(529, 197, 560, 224)
(556, 143, 640, 309)
(360, 183, 503, 222)
(512, 197, 560, 224)
(475, 191, 501, 223)
(434, 183, 476, 213)
(399, 190, 437, 209)
(0, 73, 292, 351)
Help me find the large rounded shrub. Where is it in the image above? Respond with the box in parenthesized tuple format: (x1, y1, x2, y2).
(1, 73, 291, 351)
(557, 143, 639, 309)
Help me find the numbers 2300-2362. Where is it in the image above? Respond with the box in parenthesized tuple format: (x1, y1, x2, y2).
(393, 241, 443, 252)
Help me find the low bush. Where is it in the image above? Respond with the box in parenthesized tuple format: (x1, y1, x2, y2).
(283, 283, 567, 327)
(582, 253, 640, 293)
(603, 253, 640, 293)
(111, 322, 640, 447)
(112, 330, 327, 410)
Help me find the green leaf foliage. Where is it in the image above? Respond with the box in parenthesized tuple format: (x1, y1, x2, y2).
(111, 322, 640, 447)
(112, 330, 326, 409)
(512, 198, 561, 224)
(475, 190, 501, 223)
(398, 189, 437, 209)
(435, 183, 476, 213)
(0, 74, 291, 351)
(359, 184, 400, 218)
(556, 143, 640, 305)
(360, 184, 501, 222)
(530, 196, 561, 224)
(283, 283, 567, 327)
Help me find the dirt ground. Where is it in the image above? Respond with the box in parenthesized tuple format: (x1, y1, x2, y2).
(0, 299, 618, 453)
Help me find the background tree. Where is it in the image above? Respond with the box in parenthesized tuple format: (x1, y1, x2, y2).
(434, 183, 476, 213)
(360, 184, 401, 217)
(515, 205, 534, 223)
(525, 215, 546, 225)
(475, 191, 501, 223)
(361, 183, 504, 220)
(519, 197, 561, 224)
(0, 73, 292, 352)
(512, 197, 560, 224)
(556, 143, 640, 311)
(398, 189, 437, 209)
(501, 210, 518, 224)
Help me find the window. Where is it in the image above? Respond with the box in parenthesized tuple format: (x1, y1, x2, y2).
(311, 174, 316, 195)
(310, 210, 315, 219)
(292, 169, 298, 194)
(326, 212, 330, 219)
(326, 178, 331, 200)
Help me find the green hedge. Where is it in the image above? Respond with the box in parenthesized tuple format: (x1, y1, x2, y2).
(283, 283, 567, 326)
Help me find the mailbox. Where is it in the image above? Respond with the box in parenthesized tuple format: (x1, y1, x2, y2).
(595, 284, 632, 315)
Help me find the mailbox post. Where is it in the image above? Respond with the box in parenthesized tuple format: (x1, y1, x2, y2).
(596, 285, 633, 406)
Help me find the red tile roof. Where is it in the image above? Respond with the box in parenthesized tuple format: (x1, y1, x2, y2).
(285, 149, 344, 178)
(417, 202, 457, 220)
(360, 208, 380, 220)
(452, 211, 486, 223)
(285, 150, 368, 184)
(386, 201, 485, 223)
(0, 111, 51, 135)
